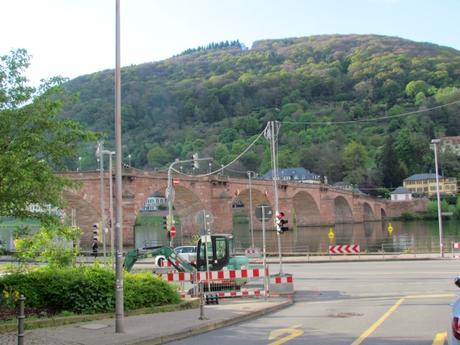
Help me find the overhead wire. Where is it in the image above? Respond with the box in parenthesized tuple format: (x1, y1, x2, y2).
(170, 130, 265, 178)
(281, 99, 460, 125)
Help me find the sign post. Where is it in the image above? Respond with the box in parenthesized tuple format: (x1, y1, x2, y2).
(256, 204, 272, 299)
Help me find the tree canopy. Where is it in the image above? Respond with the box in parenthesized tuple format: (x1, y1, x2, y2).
(0, 49, 96, 218)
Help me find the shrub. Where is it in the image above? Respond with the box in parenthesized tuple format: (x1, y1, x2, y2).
(0, 266, 179, 316)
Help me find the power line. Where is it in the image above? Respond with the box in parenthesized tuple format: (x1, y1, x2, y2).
(282, 99, 460, 126)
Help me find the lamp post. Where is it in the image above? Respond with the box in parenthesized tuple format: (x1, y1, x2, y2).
(102, 150, 115, 259)
(431, 138, 444, 258)
(96, 141, 107, 260)
(114, 0, 124, 332)
(247, 171, 255, 248)
(78, 156, 82, 172)
(128, 154, 131, 167)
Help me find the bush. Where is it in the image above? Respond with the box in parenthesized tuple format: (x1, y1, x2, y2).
(400, 211, 416, 221)
(0, 266, 180, 316)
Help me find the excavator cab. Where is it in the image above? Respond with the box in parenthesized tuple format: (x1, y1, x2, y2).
(196, 234, 232, 271)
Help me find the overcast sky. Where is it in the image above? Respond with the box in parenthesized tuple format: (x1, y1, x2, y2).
(1, 0, 459, 86)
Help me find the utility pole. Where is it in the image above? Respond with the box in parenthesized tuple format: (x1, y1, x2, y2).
(96, 141, 107, 260)
(265, 121, 283, 275)
(247, 171, 255, 248)
(114, 0, 124, 333)
(431, 139, 444, 257)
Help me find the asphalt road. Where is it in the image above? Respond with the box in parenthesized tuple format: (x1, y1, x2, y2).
(170, 260, 459, 345)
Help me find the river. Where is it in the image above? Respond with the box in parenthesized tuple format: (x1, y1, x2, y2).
(134, 217, 460, 254)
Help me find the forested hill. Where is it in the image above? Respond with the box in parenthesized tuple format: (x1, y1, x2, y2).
(61, 34, 460, 193)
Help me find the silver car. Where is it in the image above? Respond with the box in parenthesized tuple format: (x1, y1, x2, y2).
(449, 277, 460, 344)
(155, 245, 197, 267)
(174, 245, 197, 264)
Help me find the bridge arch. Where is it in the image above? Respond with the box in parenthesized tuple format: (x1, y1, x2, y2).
(363, 202, 375, 221)
(232, 188, 272, 230)
(62, 189, 101, 249)
(292, 191, 321, 226)
(334, 196, 353, 223)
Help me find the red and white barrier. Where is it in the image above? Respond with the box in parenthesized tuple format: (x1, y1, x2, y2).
(211, 288, 265, 298)
(329, 244, 360, 254)
(271, 275, 294, 284)
(159, 268, 268, 282)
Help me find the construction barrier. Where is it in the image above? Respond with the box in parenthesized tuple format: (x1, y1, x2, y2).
(159, 267, 268, 283)
(453, 242, 460, 258)
(269, 273, 295, 296)
(329, 244, 360, 254)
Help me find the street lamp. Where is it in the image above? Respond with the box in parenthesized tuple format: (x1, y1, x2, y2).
(102, 150, 115, 259)
(96, 141, 107, 260)
(431, 138, 444, 258)
(247, 171, 255, 248)
(78, 156, 82, 172)
(128, 154, 131, 167)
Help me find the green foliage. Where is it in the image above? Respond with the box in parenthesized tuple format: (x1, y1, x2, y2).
(14, 220, 82, 269)
(0, 267, 180, 314)
(400, 211, 416, 221)
(0, 49, 96, 219)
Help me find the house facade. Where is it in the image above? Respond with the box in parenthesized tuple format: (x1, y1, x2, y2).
(390, 186, 413, 201)
(141, 192, 167, 211)
(403, 173, 457, 196)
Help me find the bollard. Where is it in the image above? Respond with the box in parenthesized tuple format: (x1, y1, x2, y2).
(198, 282, 207, 320)
(18, 294, 25, 345)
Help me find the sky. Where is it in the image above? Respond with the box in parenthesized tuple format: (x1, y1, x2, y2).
(1, 0, 459, 86)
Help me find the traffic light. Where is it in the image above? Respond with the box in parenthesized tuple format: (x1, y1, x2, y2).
(275, 212, 289, 233)
(192, 153, 199, 169)
(92, 224, 99, 257)
(161, 216, 168, 230)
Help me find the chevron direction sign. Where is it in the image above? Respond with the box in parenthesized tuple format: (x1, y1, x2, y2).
(329, 244, 360, 254)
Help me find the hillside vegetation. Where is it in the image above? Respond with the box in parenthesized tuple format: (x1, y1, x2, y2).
(61, 34, 460, 193)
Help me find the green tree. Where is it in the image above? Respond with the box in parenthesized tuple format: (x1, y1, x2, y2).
(147, 145, 171, 168)
(380, 135, 407, 188)
(343, 141, 369, 185)
(0, 49, 96, 218)
(405, 80, 429, 98)
(15, 221, 82, 269)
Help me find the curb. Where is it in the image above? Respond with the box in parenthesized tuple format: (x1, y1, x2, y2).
(130, 299, 294, 345)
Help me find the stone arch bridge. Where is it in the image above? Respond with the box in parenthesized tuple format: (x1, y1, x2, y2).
(60, 168, 392, 247)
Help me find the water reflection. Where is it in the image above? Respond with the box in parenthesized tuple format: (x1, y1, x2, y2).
(232, 220, 460, 254)
(134, 218, 460, 254)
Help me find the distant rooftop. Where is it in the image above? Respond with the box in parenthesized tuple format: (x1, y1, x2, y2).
(391, 186, 411, 194)
(404, 173, 442, 181)
(261, 167, 320, 181)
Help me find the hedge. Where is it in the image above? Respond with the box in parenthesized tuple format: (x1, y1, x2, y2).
(0, 266, 180, 315)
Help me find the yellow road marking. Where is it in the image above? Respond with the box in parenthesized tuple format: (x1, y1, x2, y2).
(432, 332, 447, 345)
(350, 298, 405, 345)
(351, 294, 452, 345)
(268, 324, 304, 345)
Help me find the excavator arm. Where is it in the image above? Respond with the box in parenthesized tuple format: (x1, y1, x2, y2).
(123, 246, 196, 273)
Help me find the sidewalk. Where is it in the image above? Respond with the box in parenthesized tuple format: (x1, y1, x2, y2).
(265, 252, 446, 263)
(1, 298, 292, 345)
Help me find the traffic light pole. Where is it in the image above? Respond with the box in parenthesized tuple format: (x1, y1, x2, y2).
(268, 121, 283, 275)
